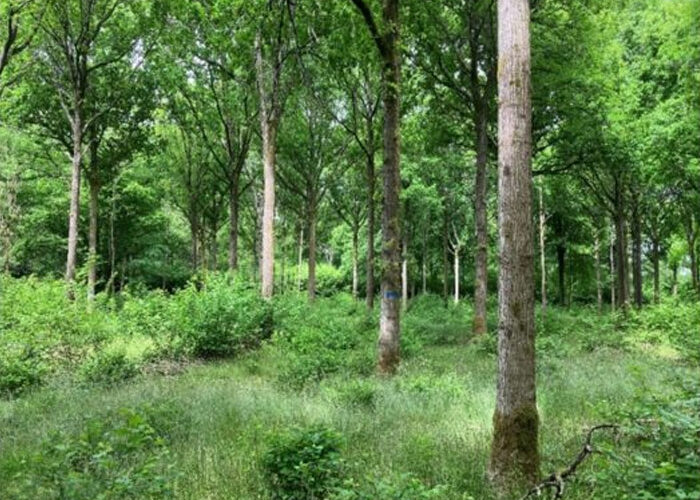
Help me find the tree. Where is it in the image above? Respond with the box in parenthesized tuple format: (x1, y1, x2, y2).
(255, 0, 292, 299)
(489, 0, 539, 488)
(349, 0, 402, 374)
(34, 0, 147, 299)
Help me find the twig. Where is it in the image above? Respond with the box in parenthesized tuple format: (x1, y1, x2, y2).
(520, 424, 619, 499)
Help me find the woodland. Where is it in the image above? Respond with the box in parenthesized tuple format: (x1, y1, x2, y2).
(0, 0, 698, 499)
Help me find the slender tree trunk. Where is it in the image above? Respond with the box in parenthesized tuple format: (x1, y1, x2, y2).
(686, 215, 698, 293)
(614, 206, 629, 309)
(297, 226, 304, 292)
(255, 32, 280, 299)
(307, 207, 317, 302)
(538, 186, 546, 314)
(453, 249, 460, 305)
(377, 0, 402, 375)
(631, 203, 643, 308)
(108, 178, 117, 296)
(260, 123, 276, 298)
(556, 243, 566, 305)
(366, 148, 376, 309)
(190, 218, 199, 272)
(87, 174, 99, 303)
(66, 113, 83, 300)
(472, 105, 489, 334)
(595, 231, 602, 314)
(210, 230, 218, 270)
(352, 223, 359, 299)
(490, 0, 539, 486)
(401, 231, 408, 310)
(228, 182, 239, 271)
(651, 238, 660, 304)
(671, 264, 678, 297)
(610, 223, 615, 312)
(443, 210, 449, 305)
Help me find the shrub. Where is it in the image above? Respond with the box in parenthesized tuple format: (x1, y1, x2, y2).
(11, 408, 177, 499)
(78, 350, 139, 386)
(0, 349, 47, 397)
(172, 278, 274, 358)
(262, 425, 344, 500)
(332, 473, 447, 500)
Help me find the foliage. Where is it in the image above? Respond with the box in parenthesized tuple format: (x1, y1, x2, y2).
(262, 425, 345, 500)
(78, 350, 139, 386)
(9, 408, 176, 499)
(0, 348, 47, 397)
(332, 473, 447, 500)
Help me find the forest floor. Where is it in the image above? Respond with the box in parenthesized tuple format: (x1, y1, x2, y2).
(1, 283, 698, 499)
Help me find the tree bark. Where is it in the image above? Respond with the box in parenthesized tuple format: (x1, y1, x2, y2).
(631, 201, 643, 308)
(651, 238, 660, 304)
(366, 147, 376, 309)
(686, 215, 698, 293)
(489, 0, 539, 487)
(610, 222, 615, 311)
(401, 232, 408, 310)
(87, 173, 99, 303)
(297, 226, 304, 292)
(443, 208, 449, 305)
(614, 206, 629, 309)
(260, 121, 276, 298)
(453, 248, 460, 305)
(556, 242, 566, 306)
(376, 0, 402, 375)
(65, 112, 83, 300)
(352, 223, 359, 299)
(307, 207, 317, 302)
(472, 104, 489, 334)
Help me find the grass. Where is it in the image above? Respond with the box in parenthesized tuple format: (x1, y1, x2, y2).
(0, 288, 698, 499)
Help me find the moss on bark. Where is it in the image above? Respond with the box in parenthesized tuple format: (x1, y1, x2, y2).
(489, 404, 540, 492)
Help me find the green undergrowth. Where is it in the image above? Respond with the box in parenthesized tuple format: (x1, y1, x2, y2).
(1, 277, 698, 498)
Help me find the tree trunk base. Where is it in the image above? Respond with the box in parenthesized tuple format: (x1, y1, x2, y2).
(489, 405, 540, 490)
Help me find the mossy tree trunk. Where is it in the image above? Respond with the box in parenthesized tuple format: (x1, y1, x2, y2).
(489, 0, 539, 488)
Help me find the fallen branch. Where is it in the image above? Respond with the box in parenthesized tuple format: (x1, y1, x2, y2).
(520, 424, 619, 499)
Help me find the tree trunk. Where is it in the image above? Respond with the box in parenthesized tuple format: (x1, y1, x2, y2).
(614, 207, 629, 309)
(472, 105, 489, 335)
(66, 113, 83, 300)
(443, 210, 449, 305)
(631, 203, 643, 308)
(401, 232, 408, 311)
(352, 223, 359, 299)
(453, 249, 460, 305)
(228, 182, 239, 271)
(87, 174, 99, 303)
(190, 217, 199, 271)
(651, 238, 660, 304)
(686, 215, 698, 293)
(260, 122, 276, 298)
(538, 186, 546, 314)
(377, 0, 401, 375)
(307, 208, 317, 302)
(490, 0, 539, 487)
(594, 231, 602, 314)
(366, 149, 376, 310)
(610, 223, 615, 312)
(556, 243, 566, 306)
(671, 264, 678, 297)
(108, 178, 117, 296)
(297, 226, 304, 292)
